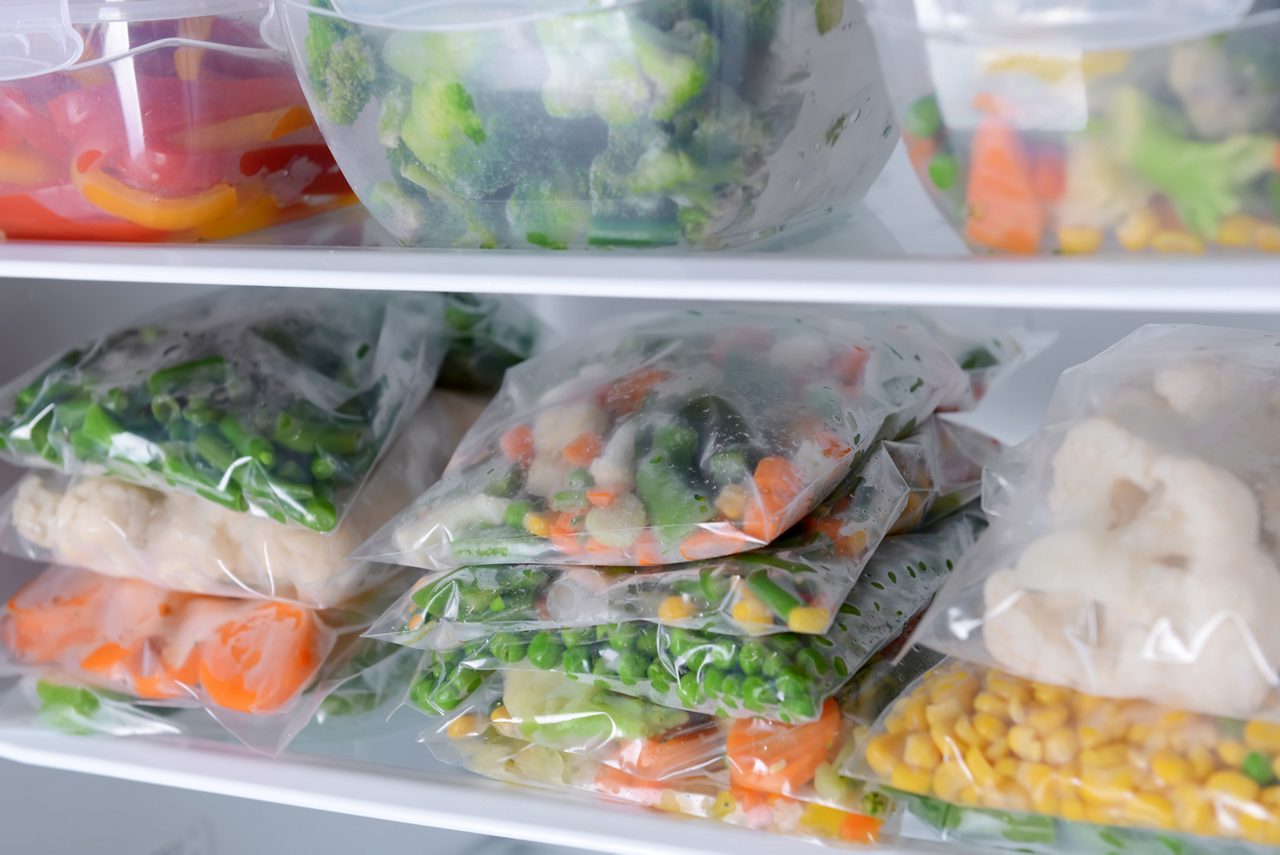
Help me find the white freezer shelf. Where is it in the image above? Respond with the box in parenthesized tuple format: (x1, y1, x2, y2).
(0, 148, 1275, 313)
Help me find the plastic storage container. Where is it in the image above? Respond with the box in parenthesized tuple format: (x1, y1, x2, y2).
(0, 0, 354, 242)
(865, 0, 1280, 256)
(277, 0, 899, 251)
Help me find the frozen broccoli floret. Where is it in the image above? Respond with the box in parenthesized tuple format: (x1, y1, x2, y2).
(377, 79, 411, 149)
(691, 0, 783, 43)
(588, 127, 682, 247)
(381, 30, 481, 83)
(632, 19, 718, 120)
(400, 80, 513, 199)
(506, 169, 592, 250)
(385, 146, 505, 249)
(367, 180, 432, 241)
(304, 11, 377, 125)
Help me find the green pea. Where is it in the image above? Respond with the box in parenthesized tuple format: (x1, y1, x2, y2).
(704, 639, 738, 669)
(720, 675, 741, 709)
(617, 651, 650, 686)
(526, 631, 564, 669)
(636, 625, 658, 657)
(490, 632, 527, 664)
(761, 650, 789, 679)
(795, 647, 830, 678)
(739, 641, 767, 675)
(929, 153, 959, 191)
(905, 94, 942, 139)
(503, 500, 533, 529)
(741, 676, 769, 713)
(770, 635, 803, 655)
(607, 623, 639, 652)
(702, 668, 724, 699)
(563, 646, 593, 675)
(780, 689, 818, 721)
(561, 628, 591, 648)
(676, 672, 702, 707)
(593, 657, 612, 677)
(1243, 751, 1275, 786)
(565, 468, 593, 490)
(647, 662, 672, 695)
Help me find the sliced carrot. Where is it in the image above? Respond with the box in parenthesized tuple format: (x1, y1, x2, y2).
(905, 135, 938, 177)
(964, 116, 1045, 254)
(830, 346, 869, 386)
(198, 602, 319, 714)
(730, 784, 771, 814)
(624, 729, 723, 780)
(563, 431, 603, 467)
(549, 512, 583, 557)
(601, 369, 669, 415)
(594, 765, 666, 806)
(839, 812, 884, 844)
(586, 488, 617, 508)
(632, 531, 664, 566)
(498, 424, 535, 464)
(79, 642, 131, 674)
(741, 457, 806, 543)
(726, 699, 842, 793)
(805, 517, 844, 543)
(1030, 147, 1066, 202)
(678, 526, 754, 562)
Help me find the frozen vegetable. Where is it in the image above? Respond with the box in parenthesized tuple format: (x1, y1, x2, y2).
(854, 661, 1280, 847)
(361, 309, 1011, 571)
(914, 325, 1280, 720)
(0, 7, 353, 242)
(0, 391, 485, 607)
(439, 294, 547, 392)
(280, 0, 898, 249)
(868, 2, 1280, 255)
(408, 510, 985, 722)
(0, 290, 447, 533)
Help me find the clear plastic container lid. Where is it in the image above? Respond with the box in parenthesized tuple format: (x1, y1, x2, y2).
(0, 0, 269, 80)
(871, 0, 1257, 48)
(283, 0, 647, 31)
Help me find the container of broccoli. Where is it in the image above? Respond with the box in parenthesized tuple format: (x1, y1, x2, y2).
(278, 0, 899, 250)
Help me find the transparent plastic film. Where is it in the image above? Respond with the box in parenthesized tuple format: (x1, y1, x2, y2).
(914, 325, 1280, 721)
(0, 390, 486, 607)
(405, 509, 986, 723)
(359, 309, 1016, 572)
(0, 289, 448, 534)
(853, 661, 1280, 848)
(439, 293, 548, 393)
(0, 2, 84, 82)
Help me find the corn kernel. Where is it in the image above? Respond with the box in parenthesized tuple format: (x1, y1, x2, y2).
(1080, 767, 1134, 805)
(933, 761, 971, 802)
(1151, 230, 1206, 254)
(890, 764, 934, 794)
(905, 733, 942, 770)
(897, 696, 928, 732)
(1245, 721, 1280, 753)
(986, 671, 1030, 701)
(994, 779, 1030, 812)
(1219, 739, 1249, 768)
(884, 712, 908, 736)
(1017, 762, 1055, 797)
(1258, 225, 1280, 254)
(1009, 726, 1043, 762)
(732, 591, 773, 627)
(800, 804, 846, 838)
(1080, 743, 1128, 769)
(994, 757, 1019, 778)
(925, 699, 964, 729)
(1217, 214, 1262, 248)
(1128, 792, 1175, 829)
(1127, 723, 1154, 746)
(930, 672, 980, 705)
(490, 704, 510, 724)
(1116, 208, 1159, 251)
(973, 712, 1008, 743)
(1033, 786, 1059, 816)
(1058, 226, 1103, 255)
(1262, 786, 1280, 808)
(657, 596, 694, 623)
(786, 606, 830, 634)
(1044, 728, 1079, 765)
(1206, 770, 1261, 804)
(711, 790, 735, 819)
(1189, 744, 1215, 780)
(1152, 750, 1192, 787)
(714, 483, 749, 519)
(866, 733, 904, 778)
(985, 739, 1011, 762)
(447, 713, 483, 740)
(965, 745, 997, 789)
(1157, 710, 1193, 729)
(1060, 796, 1086, 822)
(1031, 683, 1070, 706)
(522, 511, 554, 538)
(956, 786, 980, 806)
(931, 726, 962, 761)
(1028, 705, 1070, 735)
(1007, 693, 1028, 725)
(1238, 811, 1280, 844)
(973, 692, 1008, 719)
(1078, 725, 1106, 750)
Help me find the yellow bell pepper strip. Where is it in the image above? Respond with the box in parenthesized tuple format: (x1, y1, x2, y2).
(175, 16, 214, 82)
(72, 151, 238, 231)
(171, 106, 317, 151)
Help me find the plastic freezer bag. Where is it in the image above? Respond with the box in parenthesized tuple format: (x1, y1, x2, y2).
(439, 294, 548, 392)
(0, 391, 488, 607)
(0, 289, 448, 532)
(853, 661, 1280, 848)
(913, 324, 1280, 720)
(407, 510, 986, 722)
(359, 309, 1016, 571)
(0, 564, 412, 753)
(374, 419, 994, 643)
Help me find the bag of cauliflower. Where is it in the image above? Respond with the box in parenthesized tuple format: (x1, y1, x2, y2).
(0, 391, 487, 608)
(0, 563, 420, 755)
(357, 308, 1024, 572)
(913, 324, 1280, 721)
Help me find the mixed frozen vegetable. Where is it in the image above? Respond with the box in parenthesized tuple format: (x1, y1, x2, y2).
(0, 11, 352, 242)
(363, 309, 1008, 571)
(282, 0, 897, 249)
(0, 290, 447, 533)
(408, 509, 984, 722)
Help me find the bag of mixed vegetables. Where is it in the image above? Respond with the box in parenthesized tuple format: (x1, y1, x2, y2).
(0, 564, 416, 753)
(853, 660, 1280, 849)
(360, 309, 1017, 571)
(373, 419, 994, 644)
(408, 510, 986, 723)
(439, 294, 548, 392)
(912, 324, 1280, 722)
(0, 289, 447, 533)
(0, 391, 486, 607)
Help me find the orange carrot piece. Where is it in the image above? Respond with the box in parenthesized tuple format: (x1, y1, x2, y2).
(840, 812, 885, 844)
(594, 765, 666, 806)
(742, 457, 806, 543)
(549, 512, 583, 556)
(905, 135, 938, 176)
(586, 488, 617, 508)
(726, 699, 842, 793)
(678, 526, 753, 562)
(632, 531, 664, 566)
(602, 369, 669, 415)
(965, 117, 1045, 254)
(830, 346, 869, 386)
(79, 642, 131, 674)
(499, 424, 535, 464)
(198, 602, 319, 714)
(563, 431, 603, 467)
(625, 729, 723, 780)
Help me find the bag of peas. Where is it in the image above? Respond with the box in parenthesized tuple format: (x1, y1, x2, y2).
(0, 564, 419, 755)
(407, 510, 986, 723)
(438, 294, 548, 392)
(0, 289, 448, 533)
(358, 309, 1022, 571)
(0, 391, 487, 607)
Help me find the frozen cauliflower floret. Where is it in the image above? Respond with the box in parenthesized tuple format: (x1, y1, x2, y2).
(532, 401, 607, 457)
(10, 475, 64, 551)
(1152, 361, 1242, 419)
(984, 417, 1280, 718)
(50, 477, 161, 579)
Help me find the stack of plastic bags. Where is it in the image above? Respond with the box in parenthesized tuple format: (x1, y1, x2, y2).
(851, 325, 1280, 853)
(0, 288, 541, 753)
(364, 308, 1029, 847)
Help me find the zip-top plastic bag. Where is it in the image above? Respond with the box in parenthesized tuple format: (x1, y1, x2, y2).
(0, 391, 487, 607)
(911, 325, 1280, 721)
(852, 660, 1280, 849)
(407, 510, 986, 723)
(439, 294, 548, 392)
(419, 648, 949, 847)
(373, 419, 995, 644)
(0, 289, 448, 533)
(358, 309, 1021, 570)
(0, 564, 416, 754)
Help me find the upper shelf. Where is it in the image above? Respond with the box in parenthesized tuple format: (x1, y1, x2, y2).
(0, 148, 1275, 313)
